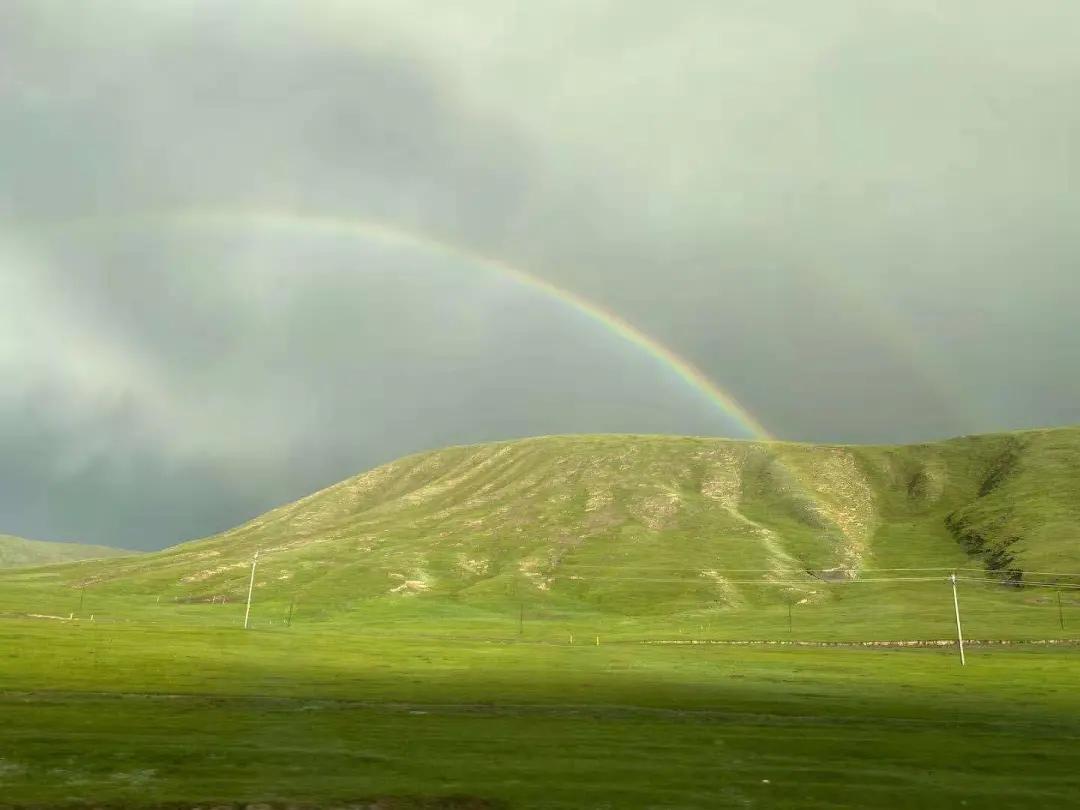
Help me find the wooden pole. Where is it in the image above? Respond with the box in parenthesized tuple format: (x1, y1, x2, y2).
(243, 551, 260, 630)
(950, 573, 966, 666)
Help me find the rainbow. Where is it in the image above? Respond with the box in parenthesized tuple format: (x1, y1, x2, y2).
(31, 208, 775, 439)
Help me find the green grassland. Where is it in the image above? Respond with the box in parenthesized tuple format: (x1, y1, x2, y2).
(0, 624, 1077, 808)
(0, 534, 131, 570)
(4, 427, 1078, 638)
(1, 428, 1078, 807)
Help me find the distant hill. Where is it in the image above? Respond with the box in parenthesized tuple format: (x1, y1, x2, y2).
(0, 534, 132, 569)
(36, 427, 1078, 622)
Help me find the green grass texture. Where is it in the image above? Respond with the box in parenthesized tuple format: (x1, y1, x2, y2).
(1, 428, 1078, 806)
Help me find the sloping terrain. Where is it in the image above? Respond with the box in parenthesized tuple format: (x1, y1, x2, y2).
(942, 430, 1080, 580)
(1, 431, 1078, 807)
(27, 427, 1077, 622)
(0, 533, 131, 569)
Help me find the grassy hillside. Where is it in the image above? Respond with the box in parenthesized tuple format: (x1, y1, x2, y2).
(5, 427, 1076, 639)
(0, 533, 131, 569)
(1, 429, 1078, 807)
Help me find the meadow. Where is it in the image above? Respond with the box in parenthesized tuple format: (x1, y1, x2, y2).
(1, 615, 1078, 809)
(2, 430, 1078, 807)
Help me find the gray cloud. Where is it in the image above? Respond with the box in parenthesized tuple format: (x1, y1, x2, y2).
(1, 1, 1077, 548)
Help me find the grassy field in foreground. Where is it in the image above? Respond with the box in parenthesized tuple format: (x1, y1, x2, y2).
(0, 620, 1078, 808)
(2, 430, 1078, 806)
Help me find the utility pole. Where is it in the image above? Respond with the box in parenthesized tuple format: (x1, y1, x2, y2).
(287, 596, 295, 628)
(950, 573, 965, 666)
(243, 550, 260, 630)
(79, 586, 85, 615)
(1058, 589, 1065, 632)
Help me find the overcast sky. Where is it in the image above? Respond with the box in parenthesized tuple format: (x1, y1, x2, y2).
(2, 1, 1078, 549)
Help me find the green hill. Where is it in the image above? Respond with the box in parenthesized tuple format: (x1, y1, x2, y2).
(0, 533, 132, 569)
(1, 428, 1078, 807)
(10, 427, 1076, 639)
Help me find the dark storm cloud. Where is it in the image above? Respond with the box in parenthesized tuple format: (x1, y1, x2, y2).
(0, 2, 535, 229)
(1, 1, 1078, 548)
(0, 225, 738, 547)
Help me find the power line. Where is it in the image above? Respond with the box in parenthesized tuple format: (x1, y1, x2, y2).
(525, 565, 993, 572)
(957, 577, 1080, 590)
(520, 575, 963, 584)
(499, 564, 1080, 577)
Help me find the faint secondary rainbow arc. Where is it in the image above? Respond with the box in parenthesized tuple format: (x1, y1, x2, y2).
(34, 208, 775, 440)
